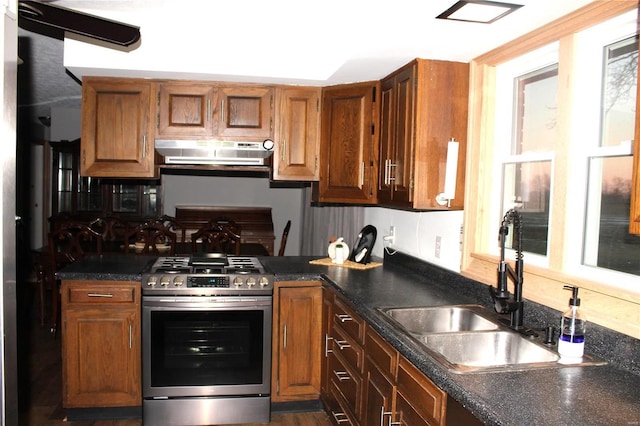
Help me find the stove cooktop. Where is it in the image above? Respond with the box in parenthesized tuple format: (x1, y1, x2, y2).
(142, 255, 273, 295)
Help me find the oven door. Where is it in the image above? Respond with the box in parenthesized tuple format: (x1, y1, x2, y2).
(142, 296, 272, 399)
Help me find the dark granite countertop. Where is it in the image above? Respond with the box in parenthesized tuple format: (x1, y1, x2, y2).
(261, 254, 640, 426)
(56, 252, 640, 425)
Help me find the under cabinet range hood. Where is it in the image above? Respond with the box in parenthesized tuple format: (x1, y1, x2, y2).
(155, 139, 274, 165)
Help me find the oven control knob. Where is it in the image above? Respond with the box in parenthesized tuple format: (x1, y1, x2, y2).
(233, 277, 244, 287)
(246, 277, 257, 287)
(160, 276, 171, 287)
(173, 276, 185, 287)
(259, 277, 270, 288)
(146, 276, 158, 287)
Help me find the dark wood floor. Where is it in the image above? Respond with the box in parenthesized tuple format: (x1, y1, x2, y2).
(16, 285, 331, 426)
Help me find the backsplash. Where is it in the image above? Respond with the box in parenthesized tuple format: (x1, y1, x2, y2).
(385, 250, 640, 376)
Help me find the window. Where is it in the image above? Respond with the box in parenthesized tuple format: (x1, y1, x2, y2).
(463, 2, 640, 339)
(491, 10, 640, 280)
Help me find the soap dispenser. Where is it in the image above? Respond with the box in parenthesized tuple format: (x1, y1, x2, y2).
(558, 285, 586, 363)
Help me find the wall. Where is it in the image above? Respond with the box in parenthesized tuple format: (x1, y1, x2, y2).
(161, 174, 305, 256)
(364, 208, 463, 272)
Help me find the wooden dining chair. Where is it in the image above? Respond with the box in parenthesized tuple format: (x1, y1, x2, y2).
(191, 217, 242, 255)
(278, 220, 291, 256)
(47, 224, 103, 335)
(89, 215, 129, 252)
(125, 220, 177, 255)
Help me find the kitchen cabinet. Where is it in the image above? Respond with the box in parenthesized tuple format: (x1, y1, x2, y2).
(156, 82, 217, 138)
(272, 87, 321, 181)
(218, 85, 274, 140)
(321, 287, 481, 426)
(272, 281, 323, 402)
(378, 59, 469, 210)
(61, 280, 141, 408)
(81, 77, 158, 178)
(316, 82, 380, 204)
(365, 327, 446, 426)
(322, 290, 366, 425)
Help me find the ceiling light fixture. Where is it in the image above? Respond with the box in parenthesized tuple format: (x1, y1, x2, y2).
(436, 0, 523, 24)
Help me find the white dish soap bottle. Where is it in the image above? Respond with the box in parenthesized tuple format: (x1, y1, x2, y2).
(558, 285, 586, 364)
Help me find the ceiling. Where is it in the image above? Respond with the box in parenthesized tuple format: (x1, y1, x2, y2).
(17, 0, 596, 126)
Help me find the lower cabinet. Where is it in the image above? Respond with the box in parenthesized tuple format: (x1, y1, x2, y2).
(61, 280, 141, 408)
(322, 287, 481, 426)
(271, 281, 323, 402)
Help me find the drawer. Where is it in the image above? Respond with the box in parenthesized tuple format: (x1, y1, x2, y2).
(333, 297, 365, 346)
(327, 381, 358, 425)
(365, 327, 398, 378)
(329, 351, 363, 420)
(66, 283, 137, 304)
(330, 324, 364, 373)
(396, 356, 446, 425)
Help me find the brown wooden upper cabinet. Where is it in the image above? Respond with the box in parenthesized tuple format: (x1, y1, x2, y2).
(81, 77, 158, 178)
(156, 82, 217, 138)
(316, 81, 380, 204)
(217, 85, 274, 140)
(378, 59, 469, 210)
(630, 49, 640, 234)
(273, 87, 321, 181)
(156, 82, 273, 142)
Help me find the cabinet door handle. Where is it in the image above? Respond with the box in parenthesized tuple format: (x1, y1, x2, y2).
(331, 411, 350, 424)
(281, 139, 286, 162)
(335, 340, 351, 350)
(142, 135, 147, 159)
(129, 321, 133, 349)
(325, 334, 334, 357)
(333, 370, 351, 381)
(207, 99, 211, 122)
(335, 314, 352, 323)
(283, 324, 287, 348)
(388, 161, 396, 182)
(221, 99, 225, 123)
(384, 159, 390, 185)
(360, 162, 365, 186)
(87, 293, 113, 298)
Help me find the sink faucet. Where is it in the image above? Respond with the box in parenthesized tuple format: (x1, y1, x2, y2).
(489, 208, 535, 336)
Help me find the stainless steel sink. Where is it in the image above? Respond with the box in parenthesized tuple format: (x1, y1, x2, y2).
(377, 305, 499, 334)
(418, 331, 561, 373)
(375, 304, 605, 373)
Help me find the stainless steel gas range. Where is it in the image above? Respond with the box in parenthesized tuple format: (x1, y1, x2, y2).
(141, 254, 274, 426)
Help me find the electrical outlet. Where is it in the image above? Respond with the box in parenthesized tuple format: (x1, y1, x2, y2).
(435, 235, 442, 258)
(383, 226, 395, 244)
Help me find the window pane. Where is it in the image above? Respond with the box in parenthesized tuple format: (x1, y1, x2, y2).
(113, 184, 139, 213)
(77, 177, 102, 211)
(601, 36, 638, 147)
(513, 65, 558, 154)
(502, 161, 551, 255)
(584, 156, 640, 275)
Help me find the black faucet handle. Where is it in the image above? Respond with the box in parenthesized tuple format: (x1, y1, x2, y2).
(544, 325, 556, 345)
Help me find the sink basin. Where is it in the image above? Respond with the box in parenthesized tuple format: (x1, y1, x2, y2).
(418, 331, 561, 373)
(377, 305, 499, 334)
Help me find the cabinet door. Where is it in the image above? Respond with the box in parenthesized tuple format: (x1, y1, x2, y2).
(273, 87, 321, 181)
(363, 361, 395, 426)
(378, 64, 416, 206)
(317, 82, 379, 204)
(396, 356, 446, 425)
(63, 307, 140, 407)
(81, 78, 157, 178)
(274, 285, 322, 401)
(218, 86, 274, 139)
(156, 83, 217, 138)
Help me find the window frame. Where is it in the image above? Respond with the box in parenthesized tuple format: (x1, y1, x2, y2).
(462, 1, 640, 339)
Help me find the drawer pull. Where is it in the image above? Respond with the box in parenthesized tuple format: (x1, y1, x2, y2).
(381, 407, 401, 426)
(87, 293, 113, 298)
(325, 334, 334, 357)
(333, 370, 351, 381)
(336, 340, 351, 350)
(335, 314, 353, 323)
(331, 411, 350, 424)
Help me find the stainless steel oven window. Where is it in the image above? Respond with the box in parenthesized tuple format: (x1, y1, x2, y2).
(142, 297, 272, 398)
